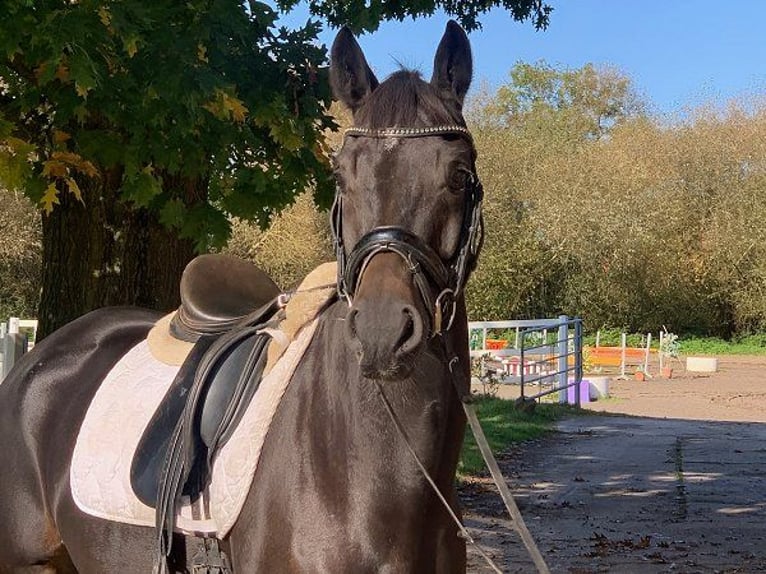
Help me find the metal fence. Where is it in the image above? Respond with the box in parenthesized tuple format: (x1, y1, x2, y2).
(468, 315, 584, 405)
(1, 318, 38, 382)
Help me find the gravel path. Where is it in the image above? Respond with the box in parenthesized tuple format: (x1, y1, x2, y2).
(462, 356, 766, 573)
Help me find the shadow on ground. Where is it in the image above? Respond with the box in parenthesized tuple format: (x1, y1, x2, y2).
(460, 415, 766, 574)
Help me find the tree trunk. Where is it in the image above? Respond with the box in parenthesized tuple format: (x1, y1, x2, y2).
(37, 172, 198, 339)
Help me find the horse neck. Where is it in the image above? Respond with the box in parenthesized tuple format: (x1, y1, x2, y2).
(317, 298, 469, 485)
(228, 300, 470, 569)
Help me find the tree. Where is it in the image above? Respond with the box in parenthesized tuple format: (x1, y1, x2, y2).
(287, 0, 552, 32)
(1, 2, 333, 336)
(475, 60, 644, 139)
(466, 61, 650, 324)
(225, 192, 334, 289)
(223, 102, 349, 289)
(0, 0, 551, 338)
(467, 61, 766, 337)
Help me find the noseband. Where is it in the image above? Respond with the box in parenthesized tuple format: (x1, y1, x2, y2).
(331, 125, 484, 336)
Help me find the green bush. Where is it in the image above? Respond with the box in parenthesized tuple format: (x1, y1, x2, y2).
(463, 64, 766, 338)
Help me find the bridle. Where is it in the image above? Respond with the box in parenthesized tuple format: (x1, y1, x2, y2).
(331, 125, 484, 336)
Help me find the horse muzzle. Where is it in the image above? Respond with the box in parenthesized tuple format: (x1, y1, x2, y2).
(344, 254, 428, 381)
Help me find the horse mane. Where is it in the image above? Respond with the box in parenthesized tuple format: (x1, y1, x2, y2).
(355, 70, 465, 128)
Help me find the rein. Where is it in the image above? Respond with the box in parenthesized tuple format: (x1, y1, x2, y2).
(376, 349, 552, 574)
(373, 379, 504, 574)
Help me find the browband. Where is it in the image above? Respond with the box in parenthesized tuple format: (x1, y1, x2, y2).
(344, 125, 473, 142)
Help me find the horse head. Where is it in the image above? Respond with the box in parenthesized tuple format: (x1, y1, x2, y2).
(330, 21, 482, 381)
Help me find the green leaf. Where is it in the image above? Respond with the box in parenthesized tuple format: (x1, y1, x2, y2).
(159, 197, 187, 229)
(78, 130, 125, 168)
(68, 49, 100, 98)
(122, 168, 163, 207)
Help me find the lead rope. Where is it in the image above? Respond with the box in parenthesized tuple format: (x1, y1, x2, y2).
(443, 337, 551, 574)
(462, 402, 551, 574)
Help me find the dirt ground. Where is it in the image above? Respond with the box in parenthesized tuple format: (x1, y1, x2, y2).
(461, 355, 766, 573)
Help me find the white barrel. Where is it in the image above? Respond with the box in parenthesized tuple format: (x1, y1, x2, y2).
(686, 357, 718, 372)
(587, 376, 610, 400)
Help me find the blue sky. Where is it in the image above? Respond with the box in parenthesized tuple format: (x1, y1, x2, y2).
(276, 1, 766, 117)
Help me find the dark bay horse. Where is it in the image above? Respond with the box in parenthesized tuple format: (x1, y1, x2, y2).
(0, 21, 482, 573)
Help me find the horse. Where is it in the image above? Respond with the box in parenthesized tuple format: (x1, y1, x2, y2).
(0, 20, 483, 573)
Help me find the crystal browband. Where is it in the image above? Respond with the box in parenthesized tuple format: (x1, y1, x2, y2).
(344, 125, 473, 141)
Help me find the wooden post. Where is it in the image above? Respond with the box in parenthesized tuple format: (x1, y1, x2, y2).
(574, 319, 583, 406)
(620, 333, 627, 378)
(557, 316, 568, 404)
(2, 318, 27, 381)
(644, 333, 652, 376)
(0, 322, 5, 377)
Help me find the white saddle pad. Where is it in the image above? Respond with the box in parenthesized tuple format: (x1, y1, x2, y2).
(70, 319, 318, 537)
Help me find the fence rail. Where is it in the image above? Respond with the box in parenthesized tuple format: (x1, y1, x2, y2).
(469, 316, 584, 405)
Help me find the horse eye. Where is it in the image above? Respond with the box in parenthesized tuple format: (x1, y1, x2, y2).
(448, 169, 469, 192)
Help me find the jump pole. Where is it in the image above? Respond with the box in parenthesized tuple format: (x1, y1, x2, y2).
(644, 333, 652, 376)
(617, 333, 628, 380)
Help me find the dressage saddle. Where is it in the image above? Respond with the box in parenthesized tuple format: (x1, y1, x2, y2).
(170, 253, 281, 342)
(129, 254, 285, 564)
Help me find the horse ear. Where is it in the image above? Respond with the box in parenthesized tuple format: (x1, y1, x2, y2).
(431, 20, 473, 107)
(330, 27, 379, 113)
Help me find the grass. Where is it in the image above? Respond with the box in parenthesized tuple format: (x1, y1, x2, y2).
(583, 328, 766, 356)
(458, 396, 579, 477)
(679, 334, 766, 356)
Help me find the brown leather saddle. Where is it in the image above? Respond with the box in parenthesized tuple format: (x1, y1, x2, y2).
(169, 253, 282, 342)
(129, 254, 286, 567)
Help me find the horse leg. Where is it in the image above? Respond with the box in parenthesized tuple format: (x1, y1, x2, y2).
(52, 488, 157, 574)
(0, 438, 71, 572)
(0, 492, 76, 574)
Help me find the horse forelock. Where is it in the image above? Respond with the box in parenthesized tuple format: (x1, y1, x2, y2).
(354, 70, 464, 129)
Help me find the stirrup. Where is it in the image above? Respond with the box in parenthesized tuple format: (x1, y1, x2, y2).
(191, 538, 232, 574)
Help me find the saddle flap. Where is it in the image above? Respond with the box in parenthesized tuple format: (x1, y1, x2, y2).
(130, 337, 216, 507)
(131, 312, 280, 508)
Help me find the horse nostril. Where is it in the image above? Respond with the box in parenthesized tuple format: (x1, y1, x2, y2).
(396, 305, 424, 356)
